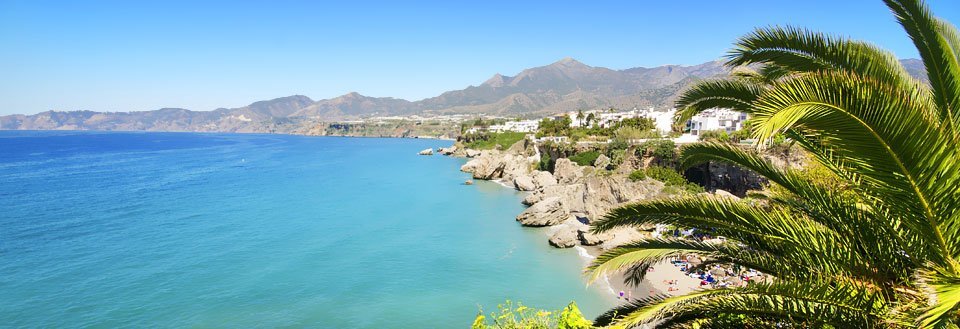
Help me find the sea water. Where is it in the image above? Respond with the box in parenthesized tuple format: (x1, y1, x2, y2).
(0, 131, 612, 328)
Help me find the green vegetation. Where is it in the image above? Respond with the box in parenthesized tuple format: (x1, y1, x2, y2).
(460, 117, 509, 134)
(537, 116, 573, 137)
(697, 129, 731, 142)
(462, 132, 526, 150)
(587, 1, 960, 327)
(568, 151, 600, 166)
(471, 301, 593, 329)
(628, 166, 704, 194)
(536, 113, 658, 142)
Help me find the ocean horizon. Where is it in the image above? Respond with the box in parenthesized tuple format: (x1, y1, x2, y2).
(0, 130, 612, 327)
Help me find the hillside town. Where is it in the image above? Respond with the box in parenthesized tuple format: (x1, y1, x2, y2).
(447, 107, 749, 144)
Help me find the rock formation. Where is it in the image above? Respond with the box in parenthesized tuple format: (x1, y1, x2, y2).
(516, 197, 570, 226)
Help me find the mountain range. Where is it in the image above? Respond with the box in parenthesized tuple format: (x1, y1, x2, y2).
(0, 58, 926, 133)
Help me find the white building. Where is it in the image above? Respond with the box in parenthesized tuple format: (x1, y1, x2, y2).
(685, 108, 748, 135)
(487, 119, 540, 133)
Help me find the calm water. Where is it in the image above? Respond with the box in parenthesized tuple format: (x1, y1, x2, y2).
(0, 131, 611, 328)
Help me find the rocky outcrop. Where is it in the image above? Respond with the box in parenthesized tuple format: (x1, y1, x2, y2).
(418, 148, 433, 155)
(516, 197, 570, 227)
(594, 154, 611, 169)
(549, 228, 579, 248)
(524, 175, 660, 221)
(713, 189, 740, 200)
(458, 141, 538, 183)
(514, 170, 559, 192)
(553, 158, 584, 184)
(437, 145, 457, 155)
(513, 175, 537, 191)
(578, 228, 612, 246)
(531, 170, 557, 188)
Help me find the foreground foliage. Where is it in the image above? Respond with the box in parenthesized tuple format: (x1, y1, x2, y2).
(587, 0, 960, 327)
(472, 301, 594, 329)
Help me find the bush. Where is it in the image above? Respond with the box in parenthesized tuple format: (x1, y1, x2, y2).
(471, 301, 593, 329)
(639, 139, 677, 162)
(612, 126, 659, 141)
(568, 151, 600, 166)
(608, 149, 626, 167)
(633, 166, 705, 194)
(699, 129, 731, 142)
(645, 166, 687, 186)
(465, 132, 526, 150)
(538, 153, 553, 172)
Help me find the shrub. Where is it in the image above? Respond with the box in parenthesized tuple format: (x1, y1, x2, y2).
(613, 126, 658, 141)
(568, 151, 600, 166)
(633, 166, 706, 194)
(699, 129, 731, 142)
(538, 153, 553, 172)
(608, 149, 626, 167)
(638, 139, 677, 162)
(645, 166, 687, 186)
(471, 301, 593, 329)
(465, 132, 526, 150)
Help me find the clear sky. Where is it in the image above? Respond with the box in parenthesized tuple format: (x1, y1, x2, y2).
(1, 0, 958, 115)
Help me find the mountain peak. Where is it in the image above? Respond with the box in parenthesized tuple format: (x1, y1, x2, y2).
(483, 73, 509, 87)
(552, 57, 586, 67)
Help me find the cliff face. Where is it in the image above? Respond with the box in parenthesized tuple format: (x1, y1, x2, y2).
(682, 145, 807, 197)
(684, 162, 765, 197)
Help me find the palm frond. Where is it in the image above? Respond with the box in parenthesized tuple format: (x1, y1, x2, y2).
(750, 71, 960, 269)
(674, 79, 765, 126)
(884, 0, 960, 126)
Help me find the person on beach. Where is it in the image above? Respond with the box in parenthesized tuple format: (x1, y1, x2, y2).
(618, 291, 624, 299)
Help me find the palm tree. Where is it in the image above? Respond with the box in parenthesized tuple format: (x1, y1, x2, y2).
(587, 0, 960, 327)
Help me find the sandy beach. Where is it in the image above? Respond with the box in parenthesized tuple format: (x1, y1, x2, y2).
(576, 246, 701, 304)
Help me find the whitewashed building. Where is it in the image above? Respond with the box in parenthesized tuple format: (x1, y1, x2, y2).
(487, 119, 540, 133)
(685, 108, 748, 135)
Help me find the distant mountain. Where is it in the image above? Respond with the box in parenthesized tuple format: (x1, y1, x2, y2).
(0, 58, 926, 133)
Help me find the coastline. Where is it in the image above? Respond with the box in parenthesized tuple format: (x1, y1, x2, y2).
(481, 176, 628, 302)
(440, 138, 688, 305)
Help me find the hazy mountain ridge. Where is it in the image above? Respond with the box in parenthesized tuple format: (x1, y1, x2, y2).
(0, 58, 924, 133)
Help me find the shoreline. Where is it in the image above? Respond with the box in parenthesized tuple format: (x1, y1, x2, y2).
(469, 161, 668, 304)
(482, 176, 627, 302)
(440, 139, 717, 309)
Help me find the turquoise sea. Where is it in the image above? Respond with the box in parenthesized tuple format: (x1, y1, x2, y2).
(0, 131, 612, 328)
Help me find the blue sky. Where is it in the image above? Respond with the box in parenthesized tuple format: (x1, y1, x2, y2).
(1, 0, 958, 115)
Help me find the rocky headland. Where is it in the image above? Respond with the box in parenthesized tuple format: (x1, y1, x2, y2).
(443, 138, 672, 251)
